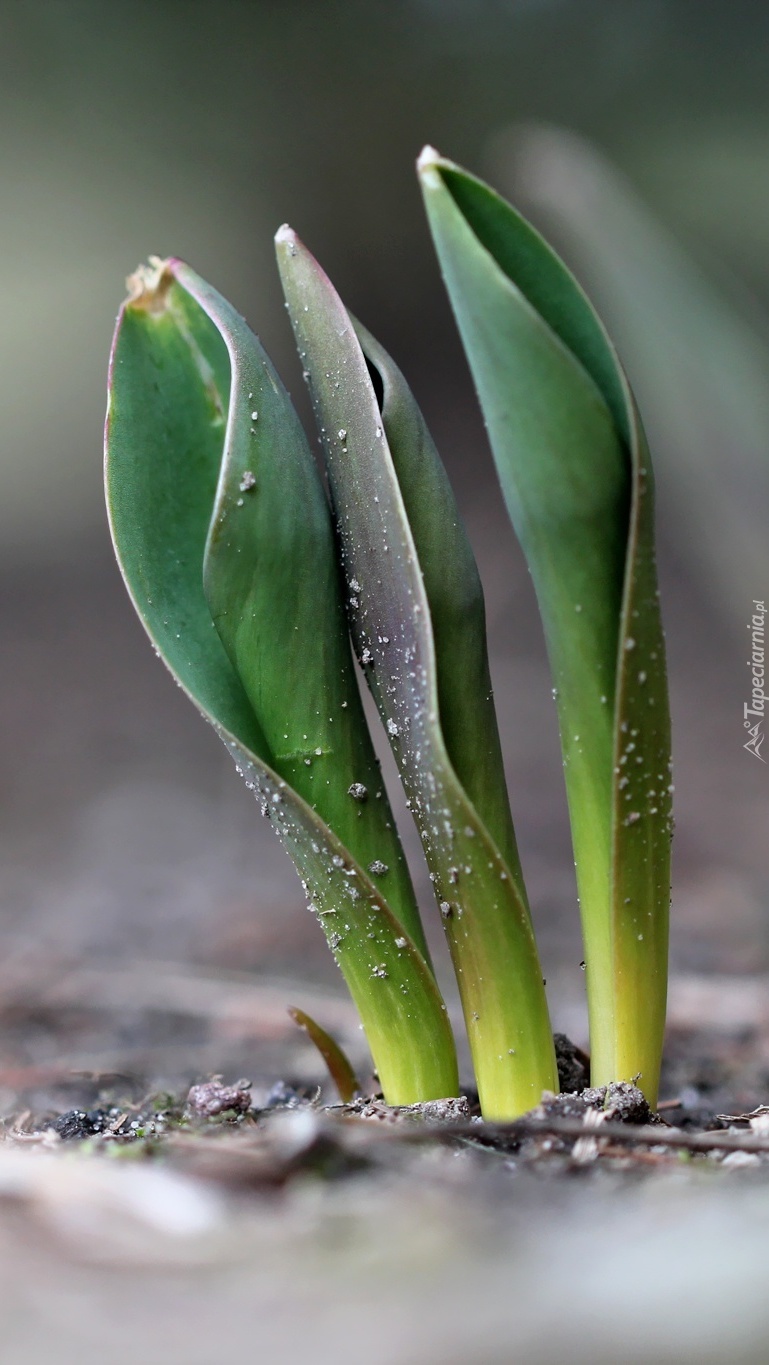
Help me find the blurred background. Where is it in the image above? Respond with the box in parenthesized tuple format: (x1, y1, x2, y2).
(1, 0, 769, 1086)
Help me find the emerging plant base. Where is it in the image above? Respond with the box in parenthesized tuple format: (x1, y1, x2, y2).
(4, 1046, 768, 1180)
(2, 1043, 768, 1365)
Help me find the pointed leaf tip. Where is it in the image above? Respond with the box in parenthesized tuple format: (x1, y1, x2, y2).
(275, 223, 298, 250)
(417, 145, 446, 183)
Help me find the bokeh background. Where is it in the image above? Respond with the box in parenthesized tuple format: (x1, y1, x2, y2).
(2, 0, 769, 1083)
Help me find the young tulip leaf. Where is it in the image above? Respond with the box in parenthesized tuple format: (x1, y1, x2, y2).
(419, 150, 672, 1104)
(507, 125, 769, 618)
(355, 319, 522, 883)
(276, 229, 557, 1119)
(288, 1006, 360, 1103)
(105, 257, 458, 1105)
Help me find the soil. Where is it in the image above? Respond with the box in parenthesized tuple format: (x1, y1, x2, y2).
(2, 958, 768, 1164)
(6, 1044, 765, 1182)
(0, 966, 767, 1364)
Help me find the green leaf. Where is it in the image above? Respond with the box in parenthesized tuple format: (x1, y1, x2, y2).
(105, 256, 458, 1105)
(355, 318, 522, 881)
(288, 1006, 360, 1103)
(419, 150, 672, 1105)
(276, 229, 557, 1119)
(506, 125, 769, 618)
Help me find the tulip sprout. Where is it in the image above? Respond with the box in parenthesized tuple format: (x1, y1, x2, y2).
(105, 151, 672, 1116)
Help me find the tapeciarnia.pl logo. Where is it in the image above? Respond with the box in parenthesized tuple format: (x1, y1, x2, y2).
(744, 599, 766, 762)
